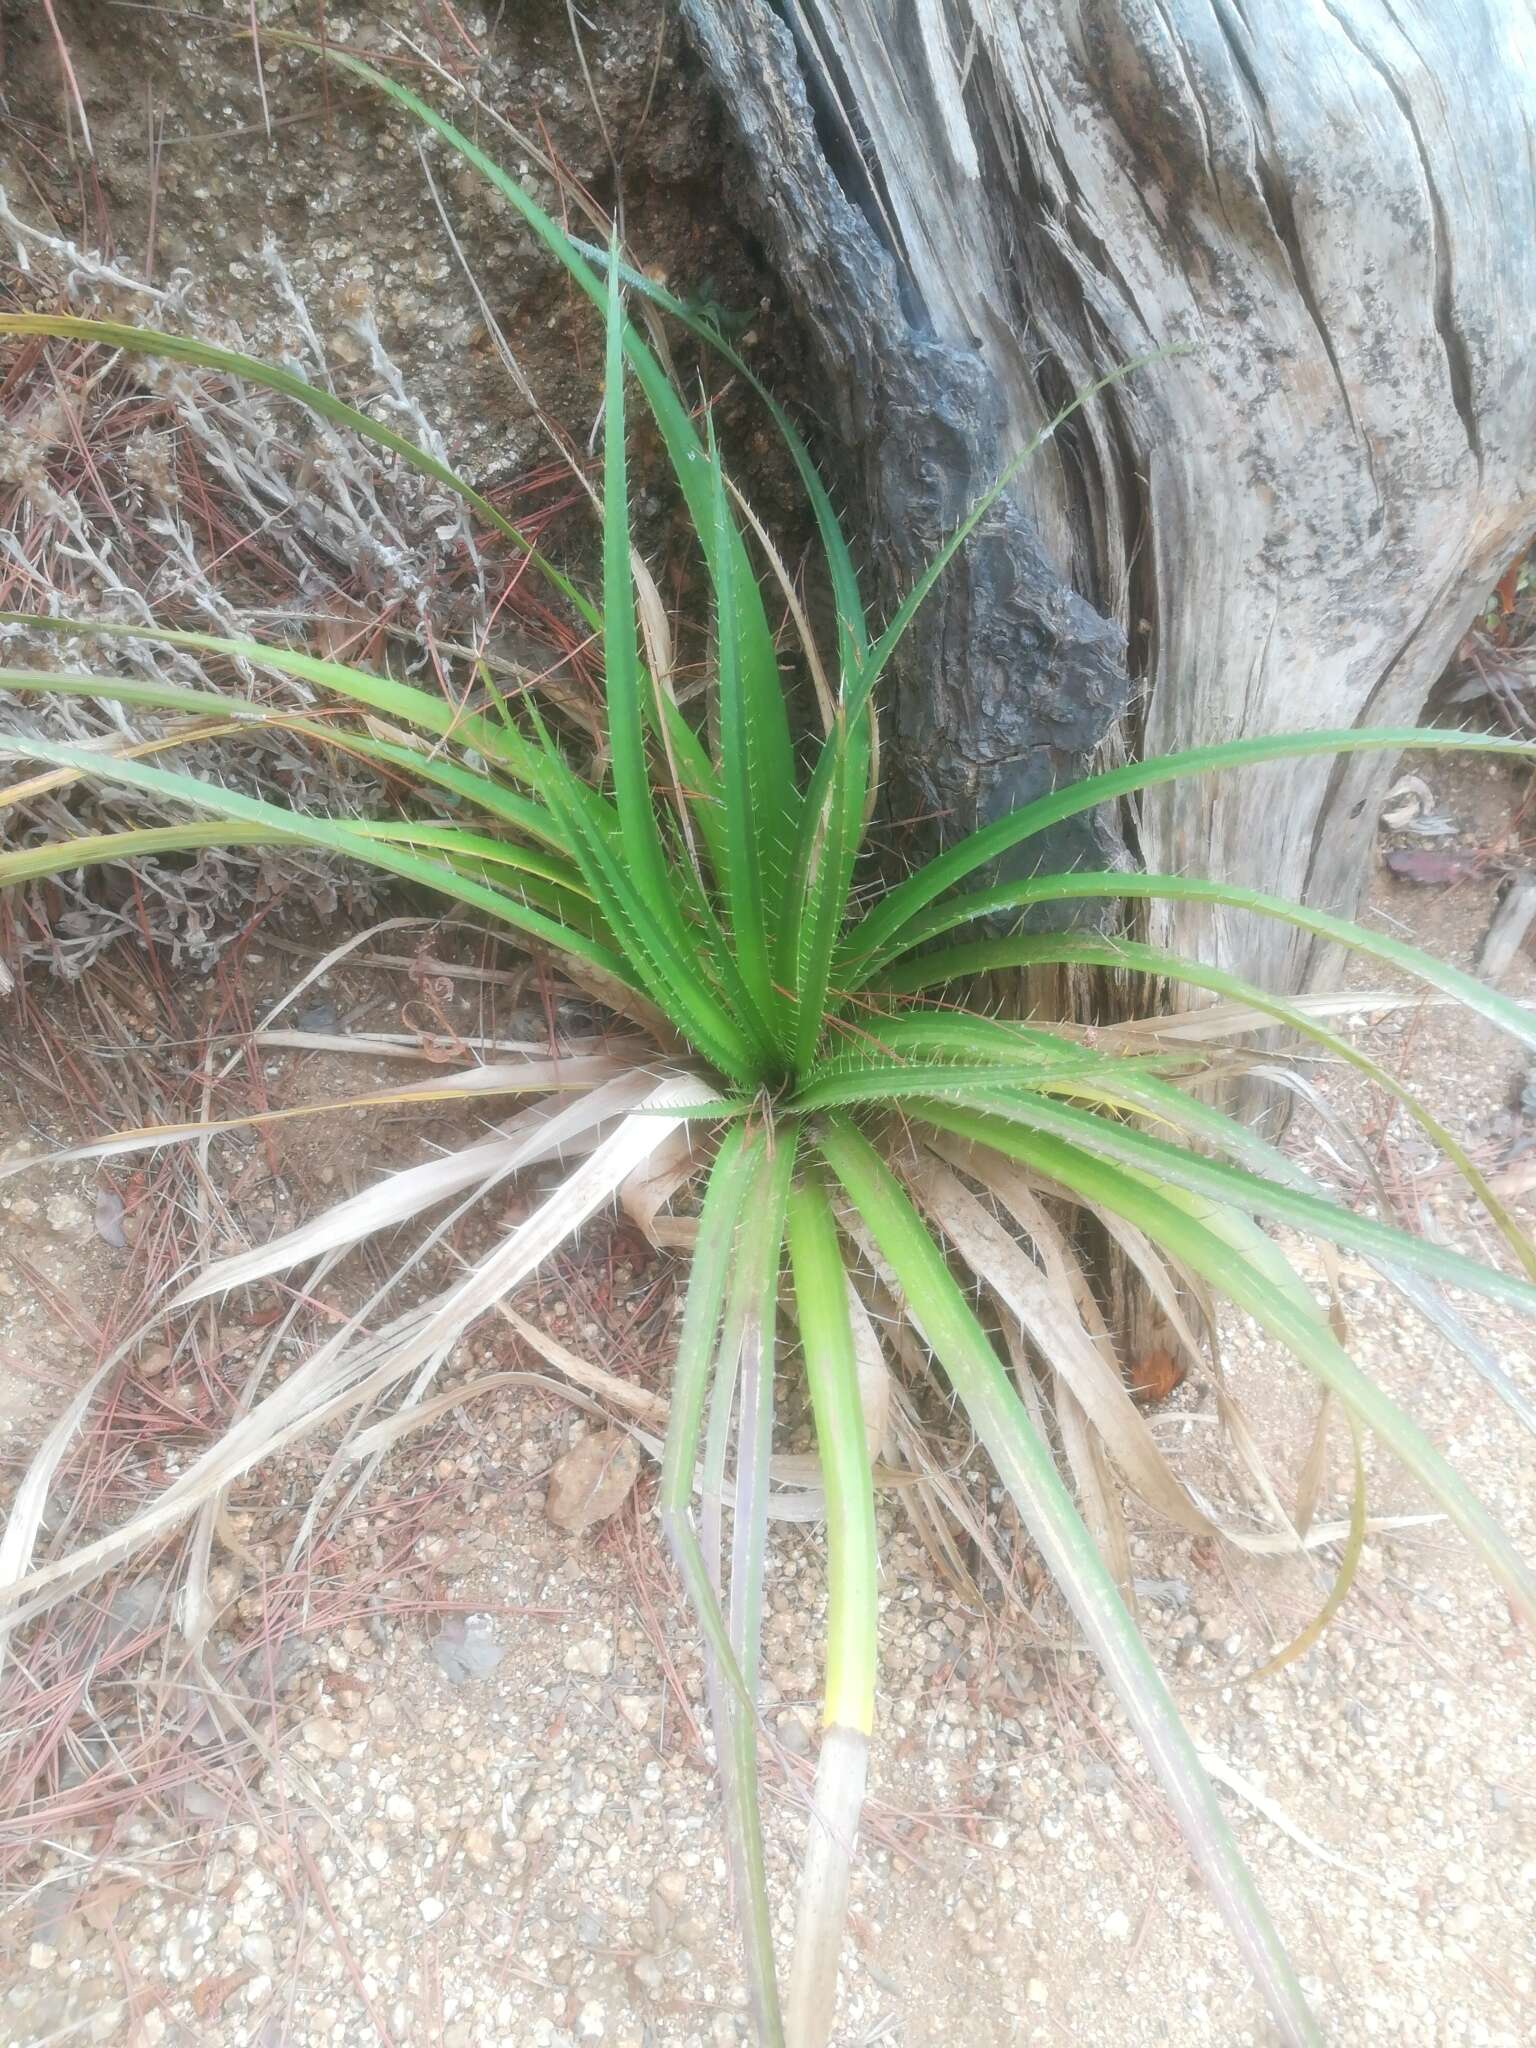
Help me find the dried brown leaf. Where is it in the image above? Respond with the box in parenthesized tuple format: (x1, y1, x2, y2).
(545, 1428, 642, 1532)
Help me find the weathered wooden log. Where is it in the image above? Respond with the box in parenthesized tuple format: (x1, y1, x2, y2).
(685, 0, 1536, 995)
(1476, 872, 1536, 985)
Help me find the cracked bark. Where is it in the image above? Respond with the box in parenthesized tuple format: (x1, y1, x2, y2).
(685, 0, 1536, 997)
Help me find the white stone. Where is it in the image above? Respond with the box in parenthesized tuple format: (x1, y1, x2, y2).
(162, 1933, 195, 1981)
(45, 1192, 90, 1238)
(563, 1638, 613, 1679)
(302, 1715, 350, 1760)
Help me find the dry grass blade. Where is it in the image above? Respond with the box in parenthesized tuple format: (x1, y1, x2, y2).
(1055, 1373, 1134, 1594)
(171, 1066, 653, 1305)
(342, 1366, 649, 1463)
(918, 1138, 1434, 1556)
(1195, 1748, 1396, 1896)
(785, 1728, 869, 2048)
(1294, 1392, 1336, 1540)
(619, 1119, 707, 1246)
(0, 1073, 716, 1639)
(180, 1248, 347, 1651)
(1246, 1414, 1369, 1681)
(218, 914, 439, 1078)
(277, 1075, 677, 1559)
(252, 1029, 653, 1061)
(724, 473, 836, 734)
(490, 1301, 670, 1427)
(0, 1056, 659, 1188)
(903, 1149, 1223, 1541)
(842, 1277, 894, 1461)
(1094, 988, 1446, 1048)
(0, 1333, 140, 1680)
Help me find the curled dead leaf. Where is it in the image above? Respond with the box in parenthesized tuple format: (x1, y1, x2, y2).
(1128, 1347, 1185, 1407)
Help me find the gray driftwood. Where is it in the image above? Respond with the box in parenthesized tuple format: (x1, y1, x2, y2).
(1476, 873, 1536, 985)
(684, 0, 1536, 995)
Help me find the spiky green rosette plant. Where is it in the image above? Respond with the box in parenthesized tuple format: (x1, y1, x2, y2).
(2, 49, 1535, 2048)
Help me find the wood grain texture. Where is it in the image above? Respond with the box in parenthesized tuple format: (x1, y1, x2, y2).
(687, 0, 1536, 992)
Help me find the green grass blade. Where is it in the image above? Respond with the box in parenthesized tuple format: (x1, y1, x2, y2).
(306, 728, 573, 860)
(530, 738, 763, 1083)
(785, 1174, 879, 1735)
(716, 1137, 796, 2048)
(0, 821, 289, 885)
(705, 409, 780, 1036)
(788, 1057, 1186, 1113)
(847, 728, 1536, 971)
(598, 242, 675, 917)
(301, 42, 800, 903)
(0, 730, 632, 980)
(0, 660, 577, 865)
(808, 1008, 1203, 1082)
(920, 1115, 1536, 1633)
(730, 1156, 793, 1696)
(825, 1012, 1092, 1064)
(657, 1125, 787, 2048)
(911, 1091, 1536, 1314)
(1039, 1060, 1536, 1439)
(6, 519, 725, 878)
(0, 319, 594, 630)
(781, 708, 870, 1075)
(0, 617, 555, 793)
(576, 240, 869, 681)
(915, 929, 1536, 1284)
(355, 824, 602, 934)
(554, 257, 772, 1076)
(784, 1170, 877, 2048)
(815, 1117, 1322, 2048)
(353, 821, 583, 890)
(656, 811, 789, 1058)
(2, 653, 614, 928)
(872, 867, 1536, 1057)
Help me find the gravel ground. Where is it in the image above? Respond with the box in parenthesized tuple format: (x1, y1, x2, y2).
(3, 759, 1535, 2048)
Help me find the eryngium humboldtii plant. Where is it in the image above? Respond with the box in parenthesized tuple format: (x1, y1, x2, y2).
(2, 43, 1534, 2048)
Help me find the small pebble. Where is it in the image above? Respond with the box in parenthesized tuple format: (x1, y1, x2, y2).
(301, 1715, 350, 1759)
(563, 1637, 613, 1679)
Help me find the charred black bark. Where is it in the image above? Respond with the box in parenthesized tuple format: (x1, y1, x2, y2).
(682, 0, 1131, 893)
